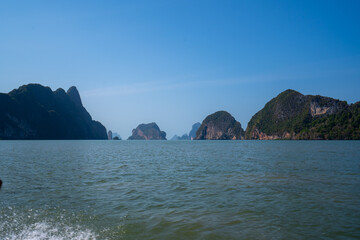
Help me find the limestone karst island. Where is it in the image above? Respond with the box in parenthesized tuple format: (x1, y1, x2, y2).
(0, 84, 359, 140)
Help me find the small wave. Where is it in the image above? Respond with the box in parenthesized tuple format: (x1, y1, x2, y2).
(0, 207, 100, 240)
(5, 221, 97, 240)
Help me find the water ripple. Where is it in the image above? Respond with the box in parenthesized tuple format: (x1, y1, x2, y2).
(0, 140, 360, 239)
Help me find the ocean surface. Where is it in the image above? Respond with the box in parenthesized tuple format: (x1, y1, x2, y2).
(0, 140, 359, 240)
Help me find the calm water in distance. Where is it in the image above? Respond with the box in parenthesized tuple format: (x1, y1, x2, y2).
(0, 140, 359, 239)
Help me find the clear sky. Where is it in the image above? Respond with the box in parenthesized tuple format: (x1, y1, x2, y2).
(1, 0, 360, 139)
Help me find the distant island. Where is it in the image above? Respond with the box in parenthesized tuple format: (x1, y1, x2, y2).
(196, 111, 244, 140)
(170, 122, 200, 140)
(107, 130, 122, 140)
(112, 132, 122, 140)
(0, 84, 107, 140)
(170, 134, 189, 141)
(128, 122, 167, 140)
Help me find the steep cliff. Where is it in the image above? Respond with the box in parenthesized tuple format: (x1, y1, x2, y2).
(189, 122, 201, 139)
(195, 111, 244, 140)
(0, 84, 107, 139)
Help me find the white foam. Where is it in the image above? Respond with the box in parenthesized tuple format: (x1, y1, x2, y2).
(5, 221, 97, 240)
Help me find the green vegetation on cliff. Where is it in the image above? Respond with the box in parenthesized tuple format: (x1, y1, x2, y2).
(298, 102, 360, 139)
(128, 122, 167, 140)
(196, 111, 244, 140)
(245, 89, 359, 140)
(245, 90, 310, 139)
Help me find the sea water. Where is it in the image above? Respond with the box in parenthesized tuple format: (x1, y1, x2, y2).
(0, 140, 359, 239)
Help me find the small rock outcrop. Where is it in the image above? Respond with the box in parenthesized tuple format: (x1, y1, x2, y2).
(128, 122, 166, 140)
(107, 130, 113, 140)
(0, 84, 107, 139)
(112, 132, 122, 140)
(195, 111, 244, 140)
(245, 89, 359, 140)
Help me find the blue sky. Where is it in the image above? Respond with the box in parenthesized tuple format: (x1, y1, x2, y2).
(1, 0, 360, 138)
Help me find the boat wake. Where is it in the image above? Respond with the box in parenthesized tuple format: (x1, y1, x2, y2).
(4, 221, 97, 240)
(0, 207, 99, 240)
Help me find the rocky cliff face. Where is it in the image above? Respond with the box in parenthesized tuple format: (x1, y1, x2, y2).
(195, 111, 244, 140)
(128, 122, 166, 140)
(245, 89, 358, 140)
(309, 96, 346, 117)
(0, 84, 107, 139)
(189, 122, 201, 139)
